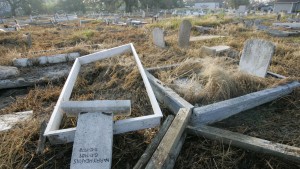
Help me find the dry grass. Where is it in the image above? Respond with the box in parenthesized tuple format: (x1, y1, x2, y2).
(0, 15, 299, 169)
(158, 57, 278, 105)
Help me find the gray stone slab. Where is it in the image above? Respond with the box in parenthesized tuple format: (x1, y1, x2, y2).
(152, 28, 166, 48)
(71, 112, 113, 169)
(239, 39, 275, 77)
(178, 20, 192, 48)
(190, 35, 226, 42)
(0, 111, 33, 132)
(0, 66, 20, 80)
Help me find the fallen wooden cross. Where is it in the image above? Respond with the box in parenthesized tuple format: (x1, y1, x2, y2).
(143, 61, 300, 168)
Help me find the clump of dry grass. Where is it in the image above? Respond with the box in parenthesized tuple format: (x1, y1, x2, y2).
(159, 57, 277, 105)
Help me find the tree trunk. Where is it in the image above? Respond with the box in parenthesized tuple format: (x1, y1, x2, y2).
(11, 5, 16, 16)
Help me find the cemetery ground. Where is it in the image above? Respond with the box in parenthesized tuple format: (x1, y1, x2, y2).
(0, 15, 299, 169)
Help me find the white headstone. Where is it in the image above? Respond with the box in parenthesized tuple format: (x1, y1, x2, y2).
(239, 39, 275, 77)
(70, 112, 113, 169)
(152, 28, 166, 48)
(178, 20, 192, 48)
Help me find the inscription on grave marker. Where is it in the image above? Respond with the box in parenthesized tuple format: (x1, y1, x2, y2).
(70, 112, 113, 169)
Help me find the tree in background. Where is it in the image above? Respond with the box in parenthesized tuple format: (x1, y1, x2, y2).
(57, 0, 86, 13)
(21, 0, 44, 15)
(4, 0, 22, 16)
(226, 0, 250, 9)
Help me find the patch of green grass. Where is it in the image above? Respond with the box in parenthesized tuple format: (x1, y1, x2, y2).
(70, 29, 97, 42)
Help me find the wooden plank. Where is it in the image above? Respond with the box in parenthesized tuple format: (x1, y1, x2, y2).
(165, 132, 187, 169)
(145, 108, 191, 169)
(267, 71, 286, 79)
(44, 59, 81, 135)
(36, 121, 47, 154)
(71, 112, 113, 169)
(145, 70, 193, 115)
(45, 114, 161, 144)
(187, 125, 300, 164)
(131, 44, 163, 117)
(78, 44, 131, 65)
(61, 100, 131, 117)
(134, 115, 175, 169)
(190, 81, 300, 125)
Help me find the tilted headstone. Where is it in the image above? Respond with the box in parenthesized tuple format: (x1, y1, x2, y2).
(68, 100, 131, 169)
(239, 39, 275, 77)
(152, 28, 166, 48)
(70, 112, 113, 169)
(178, 20, 192, 48)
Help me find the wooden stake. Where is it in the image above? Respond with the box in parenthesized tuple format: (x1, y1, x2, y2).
(134, 115, 174, 169)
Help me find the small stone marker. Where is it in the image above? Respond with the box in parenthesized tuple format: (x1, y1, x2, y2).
(277, 14, 281, 21)
(0, 111, 33, 132)
(70, 112, 113, 169)
(200, 45, 231, 56)
(152, 28, 166, 48)
(178, 20, 192, 48)
(239, 39, 275, 77)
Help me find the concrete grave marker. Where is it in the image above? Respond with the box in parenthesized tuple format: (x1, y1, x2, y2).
(200, 45, 231, 56)
(44, 44, 163, 145)
(239, 39, 275, 77)
(70, 112, 113, 169)
(178, 20, 192, 48)
(152, 28, 166, 48)
(65, 100, 131, 169)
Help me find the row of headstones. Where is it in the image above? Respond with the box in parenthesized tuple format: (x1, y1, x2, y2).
(152, 20, 277, 78)
(152, 20, 192, 48)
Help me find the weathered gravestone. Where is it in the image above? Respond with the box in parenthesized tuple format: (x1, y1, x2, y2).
(239, 39, 275, 77)
(66, 100, 131, 169)
(178, 20, 192, 48)
(70, 112, 113, 169)
(152, 28, 166, 48)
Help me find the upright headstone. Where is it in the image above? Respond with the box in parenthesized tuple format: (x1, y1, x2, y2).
(70, 112, 113, 169)
(277, 14, 281, 21)
(239, 39, 275, 77)
(152, 28, 166, 48)
(24, 33, 32, 48)
(178, 20, 192, 48)
(142, 10, 146, 18)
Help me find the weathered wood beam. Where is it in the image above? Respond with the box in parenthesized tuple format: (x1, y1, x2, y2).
(145, 70, 193, 115)
(267, 71, 286, 79)
(145, 108, 191, 169)
(187, 125, 300, 164)
(134, 115, 175, 169)
(190, 81, 300, 125)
